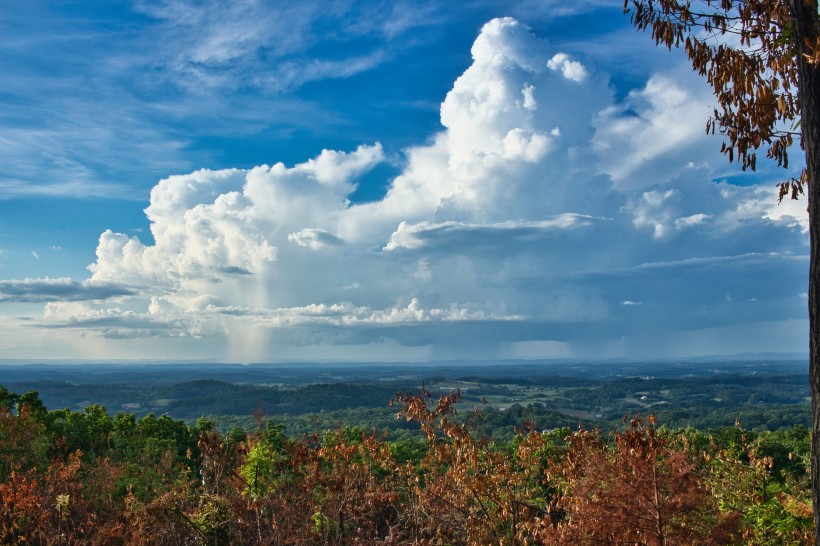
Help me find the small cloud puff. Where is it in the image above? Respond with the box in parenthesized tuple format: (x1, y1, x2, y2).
(288, 228, 344, 250)
(547, 53, 588, 82)
(674, 213, 711, 230)
(624, 189, 678, 239)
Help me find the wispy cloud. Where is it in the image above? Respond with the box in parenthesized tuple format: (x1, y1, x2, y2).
(0, 0, 443, 200)
(0, 278, 135, 303)
(383, 216, 608, 251)
(213, 298, 523, 326)
(0, 96, 191, 199)
(131, 0, 441, 92)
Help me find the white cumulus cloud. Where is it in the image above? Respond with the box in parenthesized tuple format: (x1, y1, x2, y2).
(2, 17, 808, 362)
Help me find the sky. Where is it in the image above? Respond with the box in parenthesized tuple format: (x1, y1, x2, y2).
(0, 0, 809, 362)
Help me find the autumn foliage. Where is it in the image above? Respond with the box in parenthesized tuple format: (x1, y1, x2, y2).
(0, 387, 813, 545)
(624, 0, 818, 199)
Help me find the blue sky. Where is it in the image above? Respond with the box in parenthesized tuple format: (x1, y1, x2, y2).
(0, 0, 809, 362)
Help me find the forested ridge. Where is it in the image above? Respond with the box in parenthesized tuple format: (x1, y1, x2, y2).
(1, 361, 809, 434)
(0, 384, 814, 545)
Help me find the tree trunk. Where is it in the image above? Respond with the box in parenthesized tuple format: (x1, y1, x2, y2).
(790, 1, 820, 542)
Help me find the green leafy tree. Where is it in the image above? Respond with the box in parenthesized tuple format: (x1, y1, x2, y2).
(705, 423, 813, 544)
(240, 439, 284, 499)
(47, 404, 114, 458)
(16, 391, 47, 422)
(0, 387, 18, 412)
